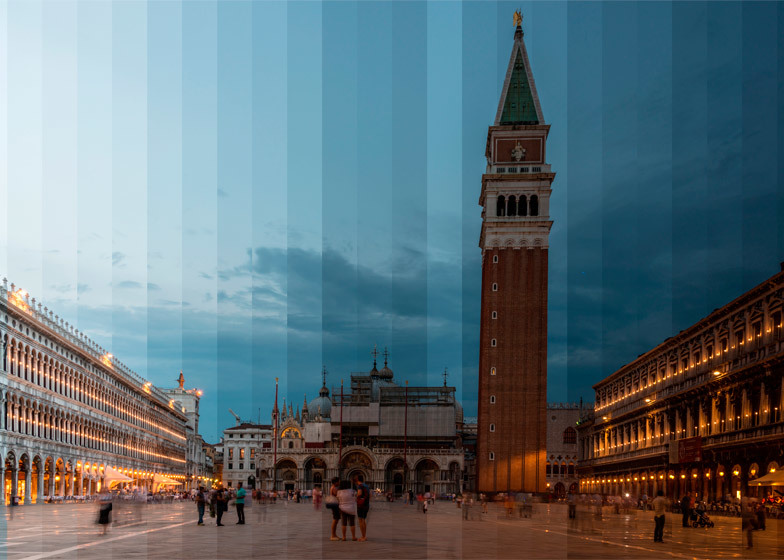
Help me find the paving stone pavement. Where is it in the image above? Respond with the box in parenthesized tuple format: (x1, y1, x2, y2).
(1, 500, 782, 559)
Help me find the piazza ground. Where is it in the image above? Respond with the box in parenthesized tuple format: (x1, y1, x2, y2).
(1, 500, 782, 559)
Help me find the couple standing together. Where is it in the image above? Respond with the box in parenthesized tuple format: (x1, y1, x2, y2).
(326, 473, 370, 542)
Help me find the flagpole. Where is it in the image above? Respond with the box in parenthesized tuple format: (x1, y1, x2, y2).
(339, 379, 344, 472)
(273, 377, 278, 492)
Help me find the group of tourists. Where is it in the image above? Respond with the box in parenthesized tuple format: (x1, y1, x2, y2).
(193, 482, 246, 526)
(324, 474, 371, 542)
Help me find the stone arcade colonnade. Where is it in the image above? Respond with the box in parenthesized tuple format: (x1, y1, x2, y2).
(254, 446, 463, 496)
(1, 280, 189, 505)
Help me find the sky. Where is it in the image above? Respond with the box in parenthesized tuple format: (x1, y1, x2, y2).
(1, 1, 783, 444)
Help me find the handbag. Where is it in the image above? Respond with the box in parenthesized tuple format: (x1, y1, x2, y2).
(325, 495, 338, 506)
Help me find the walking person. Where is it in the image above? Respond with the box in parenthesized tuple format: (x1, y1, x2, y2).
(337, 480, 357, 541)
(216, 486, 228, 526)
(313, 484, 322, 511)
(680, 492, 691, 528)
(652, 490, 666, 542)
(353, 474, 370, 541)
(97, 492, 113, 536)
(235, 482, 246, 525)
(196, 486, 206, 526)
(326, 477, 341, 541)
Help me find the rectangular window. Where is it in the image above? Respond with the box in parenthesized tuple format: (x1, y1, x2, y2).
(240, 448, 245, 459)
(735, 329, 744, 346)
(239, 464, 243, 470)
(497, 168, 506, 173)
(228, 449, 233, 460)
(228, 463, 233, 470)
(250, 449, 255, 459)
(250, 463, 255, 470)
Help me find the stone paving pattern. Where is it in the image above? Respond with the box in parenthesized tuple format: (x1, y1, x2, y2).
(1, 500, 782, 559)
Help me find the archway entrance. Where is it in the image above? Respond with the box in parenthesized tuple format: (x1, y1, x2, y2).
(276, 459, 297, 492)
(385, 458, 406, 495)
(4, 453, 16, 505)
(415, 459, 439, 494)
(340, 451, 373, 486)
(304, 457, 326, 490)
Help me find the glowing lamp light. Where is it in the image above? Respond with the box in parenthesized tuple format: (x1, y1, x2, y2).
(680, 474, 686, 479)
(733, 470, 740, 476)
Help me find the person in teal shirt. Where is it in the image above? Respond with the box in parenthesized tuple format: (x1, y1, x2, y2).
(235, 482, 246, 524)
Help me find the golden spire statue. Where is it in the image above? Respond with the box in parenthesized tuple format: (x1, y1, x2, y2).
(513, 10, 523, 27)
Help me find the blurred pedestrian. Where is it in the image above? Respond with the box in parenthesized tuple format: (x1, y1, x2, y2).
(680, 492, 691, 527)
(652, 490, 666, 542)
(196, 486, 206, 526)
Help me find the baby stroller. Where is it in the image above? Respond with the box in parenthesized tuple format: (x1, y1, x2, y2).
(691, 509, 715, 528)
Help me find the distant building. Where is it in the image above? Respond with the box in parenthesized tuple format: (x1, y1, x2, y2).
(241, 352, 464, 495)
(163, 372, 208, 490)
(577, 265, 784, 501)
(221, 422, 272, 490)
(545, 403, 591, 497)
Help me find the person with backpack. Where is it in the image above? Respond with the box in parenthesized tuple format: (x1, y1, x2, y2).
(353, 473, 370, 541)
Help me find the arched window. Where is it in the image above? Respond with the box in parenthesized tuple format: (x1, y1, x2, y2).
(288, 441, 293, 449)
(496, 195, 506, 217)
(546, 463, 552, 476)
(490, 395, 496, 404)
(519, 195, 527, 216)
(507, 195, 517, 216)
(529, 195, 539, 216)
(489, 424, 495, 432)
(563, 427, 577, 444)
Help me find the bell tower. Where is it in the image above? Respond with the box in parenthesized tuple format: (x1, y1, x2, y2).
(476, 15, 554, 494)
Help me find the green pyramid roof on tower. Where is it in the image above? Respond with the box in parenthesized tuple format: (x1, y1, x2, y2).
(495, 25, 543, 126)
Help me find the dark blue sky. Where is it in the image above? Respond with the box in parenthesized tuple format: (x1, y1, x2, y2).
(2, 1, 783, 443)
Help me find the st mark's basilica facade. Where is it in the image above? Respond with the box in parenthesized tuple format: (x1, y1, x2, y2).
(222, 353, 465, 496)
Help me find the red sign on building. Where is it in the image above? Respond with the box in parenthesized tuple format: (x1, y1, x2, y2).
(670, 437, 702, 464)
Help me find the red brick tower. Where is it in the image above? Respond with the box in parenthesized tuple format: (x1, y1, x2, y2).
(476, 18, 554, 494)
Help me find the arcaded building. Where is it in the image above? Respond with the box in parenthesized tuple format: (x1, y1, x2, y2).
(577, 266, 784, 500)
(545, 403, 589, 498)
(476, 18, 554, 494)
(246, 355, 464, 496)
(2, 279, 190, 504)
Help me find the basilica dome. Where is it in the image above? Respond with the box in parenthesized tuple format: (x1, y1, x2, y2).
(308, 385, 332, 419)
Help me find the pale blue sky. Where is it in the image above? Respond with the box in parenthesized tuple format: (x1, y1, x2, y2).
(2, 1, 782, 443)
